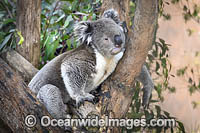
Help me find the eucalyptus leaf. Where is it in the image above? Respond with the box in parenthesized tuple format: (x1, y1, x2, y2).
(3, 18, 15, 25)
(61, 15, 73, 29)
(55, 14, 65, 23)
(0, 33, 12, 50)
(17, 30, 24, 45)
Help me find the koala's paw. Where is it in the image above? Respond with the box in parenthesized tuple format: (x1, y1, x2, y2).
(75, 93, 95, 107)
(142, 85, 153, 108)
(103, 9, 120, 24)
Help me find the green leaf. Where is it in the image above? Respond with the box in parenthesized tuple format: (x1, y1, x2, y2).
(71, 1, 79, 12)
(66, 39, 72, 50)
(9, 29, 16, 33)
(92, 13, 97, 20)
(61, 15, 73, 29)
(183, 5, 187, 11)
(132, 87, 140, 99)
(163, 111, 170, 117)
(177, 121, 186, 133)
(156, 61, 160, 71)
(62, 34, 69, 40)
(45, 39, 60, 60)
(188, 77, 193, 84)
(148, 54, 154, 62)
(0, 32, 6, 41)
(176, 67, 187, 76)
(0, 33, 12, 50)
(150, 100, 159, 103)
(55, 14, 65, 23)
(49, 39, 60, 59)
(17, 30, 24, 45)
(82, 15, 88, 21)
(189, 85, 196, 94)
(43, 33, 50, 48)
(155, 84, 162, 98)
(135, 99, 141, 112)
(155, 105, 161, 116)
(168, 86, 176, 93)
(159, 38, 165, 45)
(3, 18, 15, 25)
(161, 58, 166, 68)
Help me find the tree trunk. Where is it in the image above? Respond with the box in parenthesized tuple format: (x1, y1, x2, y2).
(0, 58, 64, 132)
(76, 0, 158, 132)
(100, 0, 158, 131)
(16, 0, 41, 68)
(101, 0, 158, 113)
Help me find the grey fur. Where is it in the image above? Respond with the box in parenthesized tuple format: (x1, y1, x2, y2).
(29, 9, 126, 118)
(103, 9, 120, 24)
(28, 9, 154, 120)
(37, 84, 70, 119)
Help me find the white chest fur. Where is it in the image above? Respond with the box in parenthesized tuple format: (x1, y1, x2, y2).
(92, 50, 124, 88)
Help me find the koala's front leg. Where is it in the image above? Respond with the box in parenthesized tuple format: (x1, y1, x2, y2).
(61, 63, 94, 107)
(136, 65, 154, 107)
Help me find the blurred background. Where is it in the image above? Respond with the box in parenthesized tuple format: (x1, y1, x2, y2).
(157, 0, 200, 132)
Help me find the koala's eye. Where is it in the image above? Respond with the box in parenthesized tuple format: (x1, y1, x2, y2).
(104, 38, 108, 40)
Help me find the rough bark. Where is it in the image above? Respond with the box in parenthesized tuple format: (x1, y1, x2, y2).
(0, 58, 64, 132)
(16, 0, 41, 68)
(102, 0, 158, 131)
(0, 50, 38, 83)
(101, 0, 158, 115)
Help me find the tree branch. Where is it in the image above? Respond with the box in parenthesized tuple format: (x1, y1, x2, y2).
(0, 50, 38, 83)
(0, 58, 64, 132)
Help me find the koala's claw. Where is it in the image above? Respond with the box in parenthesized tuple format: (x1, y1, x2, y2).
(75, 94, 95, 107)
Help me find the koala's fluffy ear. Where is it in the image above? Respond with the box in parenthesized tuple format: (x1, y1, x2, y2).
(102, 9, 120, 24)
(74, 21, 93, 45)
(103, 9, 128, 37)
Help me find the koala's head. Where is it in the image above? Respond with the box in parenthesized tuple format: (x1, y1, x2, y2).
(74, 9, 127, 58)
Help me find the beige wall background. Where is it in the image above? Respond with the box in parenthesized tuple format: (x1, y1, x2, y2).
(156, 1, 200, 132)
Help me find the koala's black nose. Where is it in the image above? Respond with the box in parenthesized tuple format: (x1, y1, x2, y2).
(114, 35, 122, 47)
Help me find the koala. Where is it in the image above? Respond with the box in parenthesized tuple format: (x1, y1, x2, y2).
(28, 9, 154, 120)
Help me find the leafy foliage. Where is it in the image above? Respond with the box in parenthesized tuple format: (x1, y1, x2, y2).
(0, 0, 17, 52)
(40, 0, 101, 67)
(123, 1, 185, 132)
(127, 36, 184, 132)
(148, 38, 176, 100)
(159, 0, 171, 20)
(126, 82, 185, 132)
(176, 55, 200, 96)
